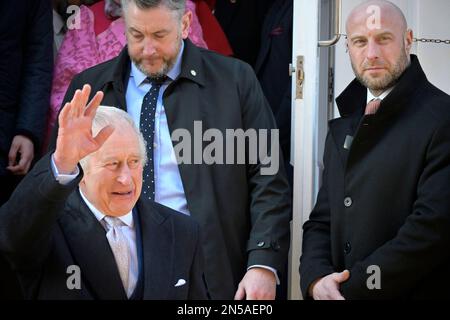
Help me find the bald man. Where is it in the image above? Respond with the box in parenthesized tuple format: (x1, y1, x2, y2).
(300, 0, 450, 300)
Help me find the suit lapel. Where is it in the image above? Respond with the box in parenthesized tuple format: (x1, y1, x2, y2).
(60, 191, 127, 300)
(137, 200, 174, 299)
(330, 79, 367, 169)
(328, 116, 357, 170)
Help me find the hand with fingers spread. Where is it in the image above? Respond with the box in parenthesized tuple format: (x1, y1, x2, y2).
(309, 270, 350, 300)
(53, 84, 114, 174)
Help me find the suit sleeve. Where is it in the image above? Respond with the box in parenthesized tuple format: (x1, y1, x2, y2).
(15, 0, 53, 150)
(0, 153, 82, 271)
(340, 120, 450, 299)
(299, 132, 336, 298)
(237, 62, 292, 276)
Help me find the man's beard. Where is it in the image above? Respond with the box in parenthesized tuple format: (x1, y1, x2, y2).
(132, 39, 181, 81)
(352, 48, 410, 92)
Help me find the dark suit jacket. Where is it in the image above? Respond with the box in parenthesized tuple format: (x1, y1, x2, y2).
(214, 0, 275, 67)
(49, 39, 292, 299)
(255, 0, 293, 183)
(300, 55, 450, 299)
(0, 153, 207, 300)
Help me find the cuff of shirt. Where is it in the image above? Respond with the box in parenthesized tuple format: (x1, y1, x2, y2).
(248, 265, 280, 285)
(51, 154, 80, 185)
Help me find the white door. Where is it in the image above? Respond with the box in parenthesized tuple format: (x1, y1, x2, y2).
(289, 0, 335, 300)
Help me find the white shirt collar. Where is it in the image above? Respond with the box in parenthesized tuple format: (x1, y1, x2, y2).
(366, 86, 395, 104)
(79, 188, 134, 227)
(130, 40, 184, 87)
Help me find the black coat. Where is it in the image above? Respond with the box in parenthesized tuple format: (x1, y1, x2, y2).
(300, 55, 450, 299)
(0, 0, 53, 174)
(50, 40, 292, 299)
(255, 0, 293, 182)
(214, 0, 275, 67)
(0, 153, 207, 300)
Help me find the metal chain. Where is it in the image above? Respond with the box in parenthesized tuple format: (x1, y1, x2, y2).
(339, 34, 450, 45)
(414, 37, 450, 45)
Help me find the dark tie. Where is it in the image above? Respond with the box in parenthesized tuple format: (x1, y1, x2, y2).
(365, 98, 381, 115)
(140, 76, 167, 201)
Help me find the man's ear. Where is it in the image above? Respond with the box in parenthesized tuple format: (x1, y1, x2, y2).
(181, 10, 192, 39)
(405, 29, 413, 54)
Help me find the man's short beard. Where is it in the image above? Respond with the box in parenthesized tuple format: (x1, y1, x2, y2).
(134, 58, 173, 81)
(352, 49, 410, 92)
(132, 37, 182, 81)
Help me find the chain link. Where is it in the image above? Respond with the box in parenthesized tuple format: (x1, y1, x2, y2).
(340, 34, 450, 45)
(414, 37, 450, 45)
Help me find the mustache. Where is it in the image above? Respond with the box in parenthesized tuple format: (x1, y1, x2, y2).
(362, 60, 388, 69)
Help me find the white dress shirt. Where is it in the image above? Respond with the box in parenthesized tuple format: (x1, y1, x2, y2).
(367, 87, 394, 104)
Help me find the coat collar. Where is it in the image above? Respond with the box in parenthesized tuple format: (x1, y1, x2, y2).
(335, 54, 428, 119)
(330, 55, 428, 170)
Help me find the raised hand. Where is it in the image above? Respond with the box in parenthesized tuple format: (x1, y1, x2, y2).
(53, 85, 114, 174)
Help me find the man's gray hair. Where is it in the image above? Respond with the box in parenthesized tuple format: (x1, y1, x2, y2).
(121, 0, 186, 19)
(80, 106, 148, 170)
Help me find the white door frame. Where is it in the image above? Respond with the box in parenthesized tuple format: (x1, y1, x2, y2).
(289, 0, 322, 300)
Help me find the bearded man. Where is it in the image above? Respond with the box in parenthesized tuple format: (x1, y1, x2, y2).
(300, 0, 450, 300)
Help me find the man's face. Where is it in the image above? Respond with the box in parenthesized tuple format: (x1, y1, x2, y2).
(124, 3, 191, 79)
(346, 6, 413, 93)
(80, 125, 144, 217)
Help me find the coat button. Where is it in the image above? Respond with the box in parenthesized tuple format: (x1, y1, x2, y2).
(344, 197, 353, 207)
(257, 241, 265, 247)
(344, 242, 352, 254)
(190, 70, 197, 76)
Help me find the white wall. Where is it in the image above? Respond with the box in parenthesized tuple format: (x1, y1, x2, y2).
(333, 0, 450, 118)
(414, 0, 450, 94)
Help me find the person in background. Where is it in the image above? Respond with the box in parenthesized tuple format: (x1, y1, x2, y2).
(0, 0, 53, 299)
(214, 0, 275, 67)
(255, 0, 293, 186)
(45, 0, 207, 151)
(254, 0, 293, 300)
